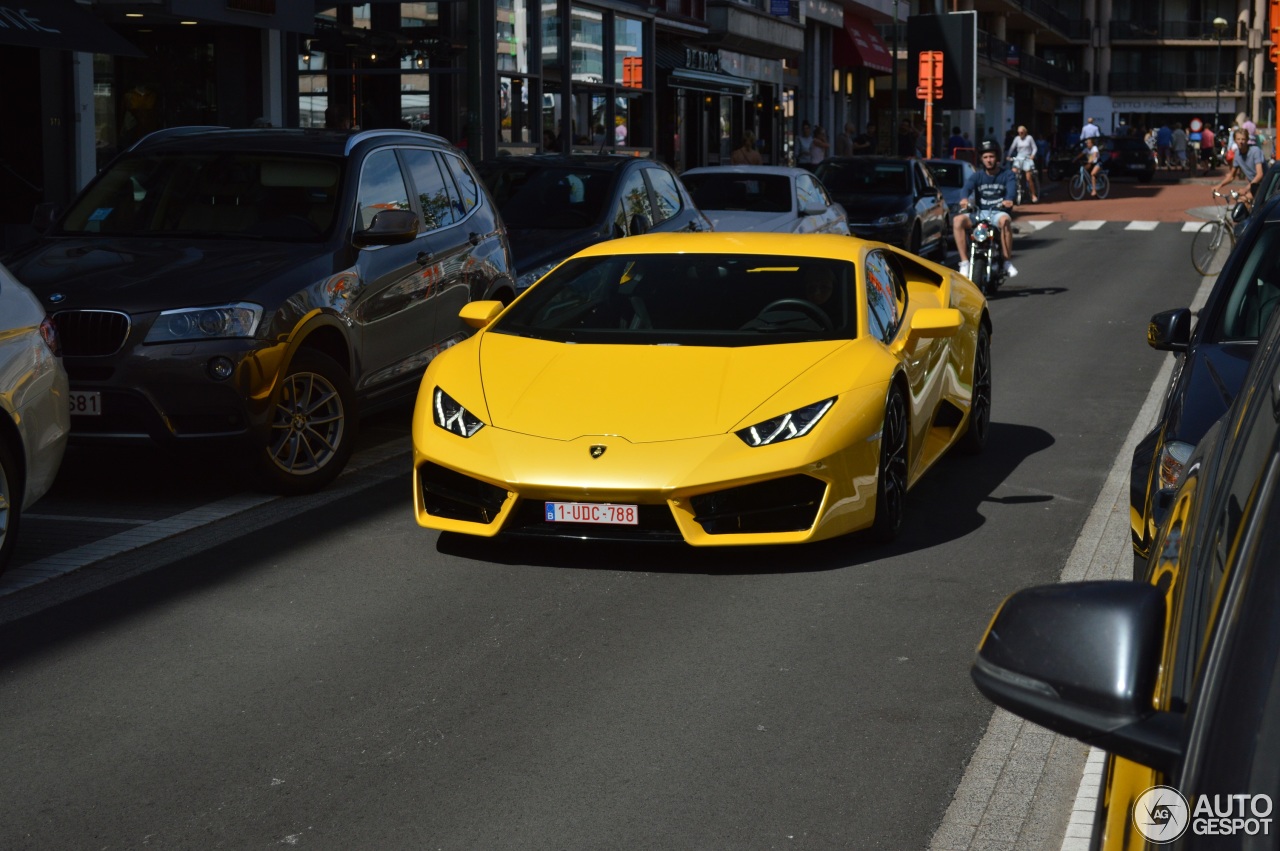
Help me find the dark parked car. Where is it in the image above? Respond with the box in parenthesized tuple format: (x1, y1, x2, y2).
(1046, 136, 1156, 183)
(923, 158, 977, 241)
(972, 297, 1280, 851)
(1129, 193, 1280, 557)
(475, 154, 712, 292)
(814, 156, 948, 259)
(4, 127, 516, 495)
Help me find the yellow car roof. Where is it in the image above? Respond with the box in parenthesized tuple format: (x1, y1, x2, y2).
(571, 231, 870, 261)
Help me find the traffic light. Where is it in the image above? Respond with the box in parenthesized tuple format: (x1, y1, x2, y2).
(916, 51, 943, 100)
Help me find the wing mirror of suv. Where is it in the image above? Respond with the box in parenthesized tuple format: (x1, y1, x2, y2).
(31, 202, 60, 233)
(1147, 308, 1191, 352)
(353, 209, 420, 247)
(1231, 201, 1250, 223)
(971, 581, 1184, 774)
(629, 214, 651, 236)
(799, 200, 828, 217)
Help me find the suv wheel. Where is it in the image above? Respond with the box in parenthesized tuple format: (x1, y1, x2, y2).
(257, 349, 358, 495)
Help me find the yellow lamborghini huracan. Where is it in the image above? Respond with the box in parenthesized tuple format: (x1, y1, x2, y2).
(411, 233, 990, 545)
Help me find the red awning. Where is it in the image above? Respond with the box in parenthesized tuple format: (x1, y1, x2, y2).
(833, 15, 894, 74)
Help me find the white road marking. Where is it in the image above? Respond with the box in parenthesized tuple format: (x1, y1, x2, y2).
(1183, 221, 1207, 232)
(1125, 221, 1160, 230)
(1069, 220, 1106, 230)
(1019, 220, 1055, 231)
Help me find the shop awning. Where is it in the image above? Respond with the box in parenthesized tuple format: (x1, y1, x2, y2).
(833, 15, 893, 74)
(657, 45, 753, 96)
(0, 0, 145, 57)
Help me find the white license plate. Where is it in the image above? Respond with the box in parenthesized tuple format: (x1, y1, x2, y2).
(69, 390, 102, 416)
(545, 501, 638, 525)
(1129, 163, 1147, 170)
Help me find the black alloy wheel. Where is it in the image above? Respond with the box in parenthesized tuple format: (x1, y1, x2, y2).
(870, 384, 909, 543)
(258, 349, 359, 495)
(958, 323, 992, 455)
(0, 438, 20, 575)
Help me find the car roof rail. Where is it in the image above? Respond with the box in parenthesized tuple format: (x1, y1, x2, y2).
(345, 128, 452, 155)
(128, 125, 231, 151)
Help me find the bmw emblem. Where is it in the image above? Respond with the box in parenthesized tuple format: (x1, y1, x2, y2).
(48, 293, 66, 304)
(590, 444, 607, 458)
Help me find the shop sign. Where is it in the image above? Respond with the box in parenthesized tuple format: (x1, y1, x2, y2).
(685, 49, 720, 73)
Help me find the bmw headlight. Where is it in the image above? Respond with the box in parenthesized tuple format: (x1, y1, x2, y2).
(433, 387, 485, 437)
(1158, 440, 1194, 490)
(516, 261, 559, 290)
(736, 398, 835, 447)
(144, 302, 262, 343)
(876, 212, 909, 226)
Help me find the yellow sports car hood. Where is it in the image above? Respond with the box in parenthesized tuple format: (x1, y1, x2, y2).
(476, 333, 850, 442)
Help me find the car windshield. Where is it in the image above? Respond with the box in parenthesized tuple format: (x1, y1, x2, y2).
(1214, 223, 1280, 341)
(816, 160, 908, 195)
(926, 162, 967, 187)
(492, 253, 857, 346)
(58, 152, 342, 241)
(477, 163, 611, 229)
(681, 173, 793, 213)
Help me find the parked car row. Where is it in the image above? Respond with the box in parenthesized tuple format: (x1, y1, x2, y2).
(0, 126, 961, 571)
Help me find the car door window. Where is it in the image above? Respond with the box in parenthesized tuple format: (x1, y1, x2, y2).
(442, 153, 480, 217)
(796, 174, 825, 211)
(864, 250, 904, 343)
(616, 169, 653, 235)
(400, 148, 458, 232)
(645, 167, 682, 223)
(357, 149, 413, 231)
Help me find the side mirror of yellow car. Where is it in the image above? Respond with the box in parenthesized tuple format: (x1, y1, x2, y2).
(460, 300, 505, 329)
(892, 307, 963, 353)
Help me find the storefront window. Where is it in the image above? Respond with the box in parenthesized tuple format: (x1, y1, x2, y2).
(615, 16, 643, 89)
(400, 54, 431, 132)
(501, 76, 533, 145)
(498, 0, 531, 74)
(542, 3, 560, 72)
(571, 7, 605, 84)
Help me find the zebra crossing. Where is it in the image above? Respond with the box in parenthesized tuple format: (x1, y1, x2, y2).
(1016, 219, 1208, 233)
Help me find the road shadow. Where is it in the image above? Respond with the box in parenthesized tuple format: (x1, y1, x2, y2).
(436, 421, 1055, 575)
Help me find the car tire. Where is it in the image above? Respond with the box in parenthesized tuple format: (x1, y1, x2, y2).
(870, 383, 909, 543)
(0, 437, 22, 576)
(256, 348, 359, 496)
(958, 324, 992, 455)
(908, 225, 922, 256)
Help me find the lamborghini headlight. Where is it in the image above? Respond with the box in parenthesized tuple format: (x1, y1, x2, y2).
(144, 302, 262, 343)
(1157, 440, 1194, 490)
(736, 398, 836, 446)
(433, 388, 485, 437)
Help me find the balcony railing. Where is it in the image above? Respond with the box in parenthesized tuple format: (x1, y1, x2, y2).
(1108, 71, 1242, 92)
(1109, 19, 1243, 41)
(977, 30, 1072, 89)
(1018, 0, 1071, 36)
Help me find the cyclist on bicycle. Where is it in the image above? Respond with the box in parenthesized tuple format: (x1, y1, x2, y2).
(1212, 128, 1265, 203)
(1007, 125, 1039, 203)
(953, 140, 1018, 279)
(1073, 137, 1103, 197)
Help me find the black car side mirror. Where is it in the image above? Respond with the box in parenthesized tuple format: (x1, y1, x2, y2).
(629, 214, 651, 235)
(1147, 308, 1191, 352)
(353, 209, 420, 247)
(971, 581, 1184, 774)
(1231, 201, 1250, 222)
(31, 202, 60, 233)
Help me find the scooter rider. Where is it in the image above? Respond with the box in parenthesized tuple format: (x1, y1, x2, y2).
(953, 140, 1018, 279)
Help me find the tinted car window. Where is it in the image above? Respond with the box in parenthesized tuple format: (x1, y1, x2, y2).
(864, 250, 903, 343)
(401, 148, 458, 232)
(443, 153, 479, 216)
(646, 167, 683, 222)
(818, 160, 909, 194)
(478, 164, 609, 229)
(493, 253, 856, 345)
(1214, 224, 1280, 341)
(617, 169, 653, 231)
(682, 172, 792, 213)
(357, 149, 412, 230)
(926, 162, 968, 187)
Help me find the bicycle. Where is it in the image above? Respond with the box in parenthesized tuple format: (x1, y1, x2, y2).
(1191, 190, 1242, 276)
(1009, 160, 1029, 205)
(1068, 160, 1109, 200)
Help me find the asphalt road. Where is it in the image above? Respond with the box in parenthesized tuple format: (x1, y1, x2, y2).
(0, 215, 1204, 848)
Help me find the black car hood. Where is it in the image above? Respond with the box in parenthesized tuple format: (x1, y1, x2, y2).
(507, 226, 609, 275)
(4, 237, 330, 313)
(833, 194, 909, 220)
(1165, 342, 1256, 443)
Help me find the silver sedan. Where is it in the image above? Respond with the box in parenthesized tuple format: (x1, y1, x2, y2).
(0, 263, 69, 573)
(680, 165, 850, 235)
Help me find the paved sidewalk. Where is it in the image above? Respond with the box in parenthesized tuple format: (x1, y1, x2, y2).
(1019, 172, 1231, 222)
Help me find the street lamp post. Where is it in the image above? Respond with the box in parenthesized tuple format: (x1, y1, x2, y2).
(1214, 17, 1228, 134)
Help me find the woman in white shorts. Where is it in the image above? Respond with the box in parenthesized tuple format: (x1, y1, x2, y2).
(1007, 125, 1039, 203)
